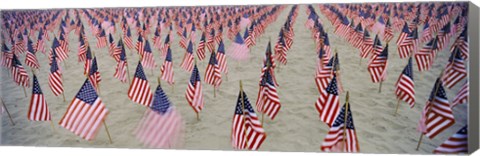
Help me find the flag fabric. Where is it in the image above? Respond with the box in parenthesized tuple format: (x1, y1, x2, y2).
(123, 27, 135, 50)
(161, 33, 171, 57)
(141, 40, 157, 69)
(433, 125, 468, 154)
(216, 40, 228, 74)
(396, 23, 412, 59)
(114, 41, 128, 83)
(11, 54, 30, 87)
(452, 81, 468, 108)
(136, 35, 145, 56)
(206, 29, 216, 53)
(180, 41, 195, 72)
(25, 38, 40, 69)
(128, 62, 154, 107)
(196, 33, 206, 61)
(227, 32, 249, 61)
(135, 84, 184, 148)
(442, 47, 467, 89)
(179, 28, 188, 49)
(51, 37, 68, 63)
(84, 46, 93, 75)
(204, 51, 222, 88)
(108, 33, 116, 56)
(77, 35, 88, 62)
(360, 30, 373, 59)
(415, 37, 438, 72)
(1, 43, 13, 68)
(275, 30, 288, 65)
(160, 47, 175, 85)
(185, 65, 204, 113)
(256, 68, 281, 120)
(28, 75, 52, 121)
(58, 78, 109, 141)
(14, 33, 26, 54)
(35, 28, 46, 54)
(368, 44, 388, 83)
(96, 29, 107, 49)
(320, 103, 359, 152)
(231, 90, 266, 150)
(383, 18, 393, 42)
(88, 57, 102, 90)
(395, 57, 415, 108)
(48, 52, 64, 96)
(417, 79, 455, 139)
(315, 74, 340, 127)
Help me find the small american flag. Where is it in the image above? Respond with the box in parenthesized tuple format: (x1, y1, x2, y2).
(123, 27, 135, 50)
(160, 47, 175, 85)
(395, 57, 415, 108)
(433, 125, 467, 154)
(451, 27, 468, 60)
(372, 35, 383, 56)
(77, 34, 88, 62)
(216, 40, 228, 74)
(152, 28, 163, 50)
(320, 102, 359, 152)
(180, 41, 195, 72)
(417, 78, 455, 139)
(83, 46, 92, 76)
(206, 29, 216, 53)
(274, 30, 288, 65)
(161, 33, 171, 58)
(421, 21, 432, 43)
(25, 38, 40, 69)
(396, 23, 412, 59)
(58, 31, 69, 55)
(88, 57, 102, 90)
(244, 27, 254, 48)
(58, 78, 109, 141)
(141, 40, 157, 69)
(368, 44, 388, 83)
(1, 43, 13, 68)
(231, 90, 266, 150)
(108, 33, 115, 57)
(35, 29, 46, 54)
(442, 47, 467, 89)
(135, 84, 184, 148)
(383, 18, 393, 42)
(128, 62, 154, 107)
(204, 51, 222, 88)
(186, 65, 204, 113)
(114, 39, 128, 83)
(315, 74, 340, 127)
(28, 75, 52, 121)
(11, 54, 30, 87)
(135, 35, 145, 56)
(415, 37, 438, 72)
(96, 29, 107, 49)
(360, 30, 373, 59)
(51, 37, 68, 63)
(196, 33, 206, 61)
(256, 68, 281, 120)
(14, 33, 26, 54)
(179, 27, 188, 49)
(48, 51, 64, 96)
(452, 81, 468, 108)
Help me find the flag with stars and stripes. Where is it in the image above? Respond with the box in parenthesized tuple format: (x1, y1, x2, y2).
(1, 43, 13, 68)
(114, 39, 128, 83)
(77, 34, 88, 63)
(28, 75, 52, 121)
(196, 33, 206, 61)
(216, 39, 228, 74)
(123, 26, 135, 50)
(452, 81, 468, 108)
(50, 37, 68, 63)
(256, 68, 281, 120)
(204, 51, 222, 88)
(417, 78, 455, 139)
(433, 125, 467, 154)
(88, 57, 102, 90)
(315, 74, 340, 127)
(180, 41, 195, 72)
(396, 22, 413, 59)
(11, 54, 30, 87)
(231, 90, 266, 150)
(185, 65, 204, 113)
(141, 40, 157, 69)
(128, 62, 154, 107)
(395, 57, 415, 108)
(135, 35, 145, 56)
(49, 50, 64, 96)
(160, 46, 174, 85)
(96, 29, 107, 49)
(25, 38, 40, 69)
(135, 84, 184, 148)
(227, 32, 249, 61)
(320, 103, 359, 152)
(59, 78, 109, 141)
(368, 44, 388, 83)
(442, 47, 467, 89)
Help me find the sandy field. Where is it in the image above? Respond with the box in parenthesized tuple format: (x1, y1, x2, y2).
(1, 4, 468, 154)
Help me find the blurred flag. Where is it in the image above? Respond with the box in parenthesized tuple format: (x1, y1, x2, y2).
(433, 125, 467, 154)
(204, 51, 222, 88)
(452, 81, 468, 108)
(185, 65, 204, 113)
(11, 54, 30, 87)
(227, 32, 249, 61)
(114, 40, 128, 83)
(216, 40, 228, 74)
(367, 44, 388, 83)
(48, 51, 64, 96)
(141, 40, 157, 69)
(28, 75, 52, 121)
(196, 33, 206, 61)
(231, 90, 266, 150)
(25, 38, 40, 69)
(180, 41, 195, 72)
(160, 47, 175, 85)
(442, 47, 466, 89)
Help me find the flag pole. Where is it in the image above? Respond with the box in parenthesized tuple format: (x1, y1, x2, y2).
(103, 120, 113, 144)
(394, 99, 401, 116)
(0, 97, 15, 126)
(416, 69, 445, 151)
(342, 91, 350, 151)
(50, 121, 56, 133)
(23, 86, 27, 97)
(239, 80, 249, 148)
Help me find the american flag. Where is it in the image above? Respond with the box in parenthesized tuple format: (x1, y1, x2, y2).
(186, 65, 204, 113)
(135, 84, 183, 148)
(231, 90, 266, 150)
(206, 29, 216, 53)
(395, 57, 415, 108)
(77, 34, 88, 62)
(320, 102, 359, 152)
(372, 35, 383, 56)
(215, 25, 224, 44)
(216, 39, 228, 74)
(451, 27, 468, 60)
(136, 35, 145, 56)
(161, 33, 171, 58)
(417, 78, 455, 139)
(11, 54, 30, 87)
(114, 40, 128, 83)
(141, 40, 157, 69)
(196, 33, 206, 61)
(452, 81, 468, 108)
(123, 26, 135, 50)
(315, 74, 340, 127)
(180, 41, 195, 72)
(351, 23, 364, 49)
(48, 51, 64, 96)
(421, 21, 432, 43)
(35, 29, 46, 54)
(25, 38, 40, 69)
(28, 75, 52, 121)
(51, 37, 68, 63)
(1, 43, 13, 68)
(88, 57, 102, 90)
(396, 22, 412, 59)
(152, 28, 162, 50)
(160, 47, 175, 85)
(14, 33, 26, 54)
(189, 25, 197, 44)
(58, 78, 109, 141)
(108, 33, 115, 57)
(256, 68, 281, 120)
(204, 51, 222, 88)
(128, 62, 153, 107)
(315, 53, 337, 94)
(84, 46, 92, 76)
(437, 22, 452, 51)
(58, 31, 69, 55)
(368, 44, 388, 83)
(442, 47, 467, 89)
(415, 37, 438, 72)
(244, 27, 254, 48)
(274, 30, 288, 65)
(96, 29, 107, 49)
(228, 32, 250, 61)
(383, 18, 393, 42)
(179, 27, 188, 49)
(433, 125, 467, 154)
(360, 30, 373, 59)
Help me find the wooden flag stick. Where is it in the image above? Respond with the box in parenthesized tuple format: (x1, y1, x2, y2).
(0, 97, 15, 126)
(378, 81, 383, 93)
(213, 87, 216, 98)
(342, 91, 350, 150)
(103, 120, 113, 144)
(50, 121, 56, 133)
(23, 86, 27, 97)
(394, 99, 401, 116)
(416, 69, 445, 150)
(62, 93, 66, 102)
(126, 63, 131, 85)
